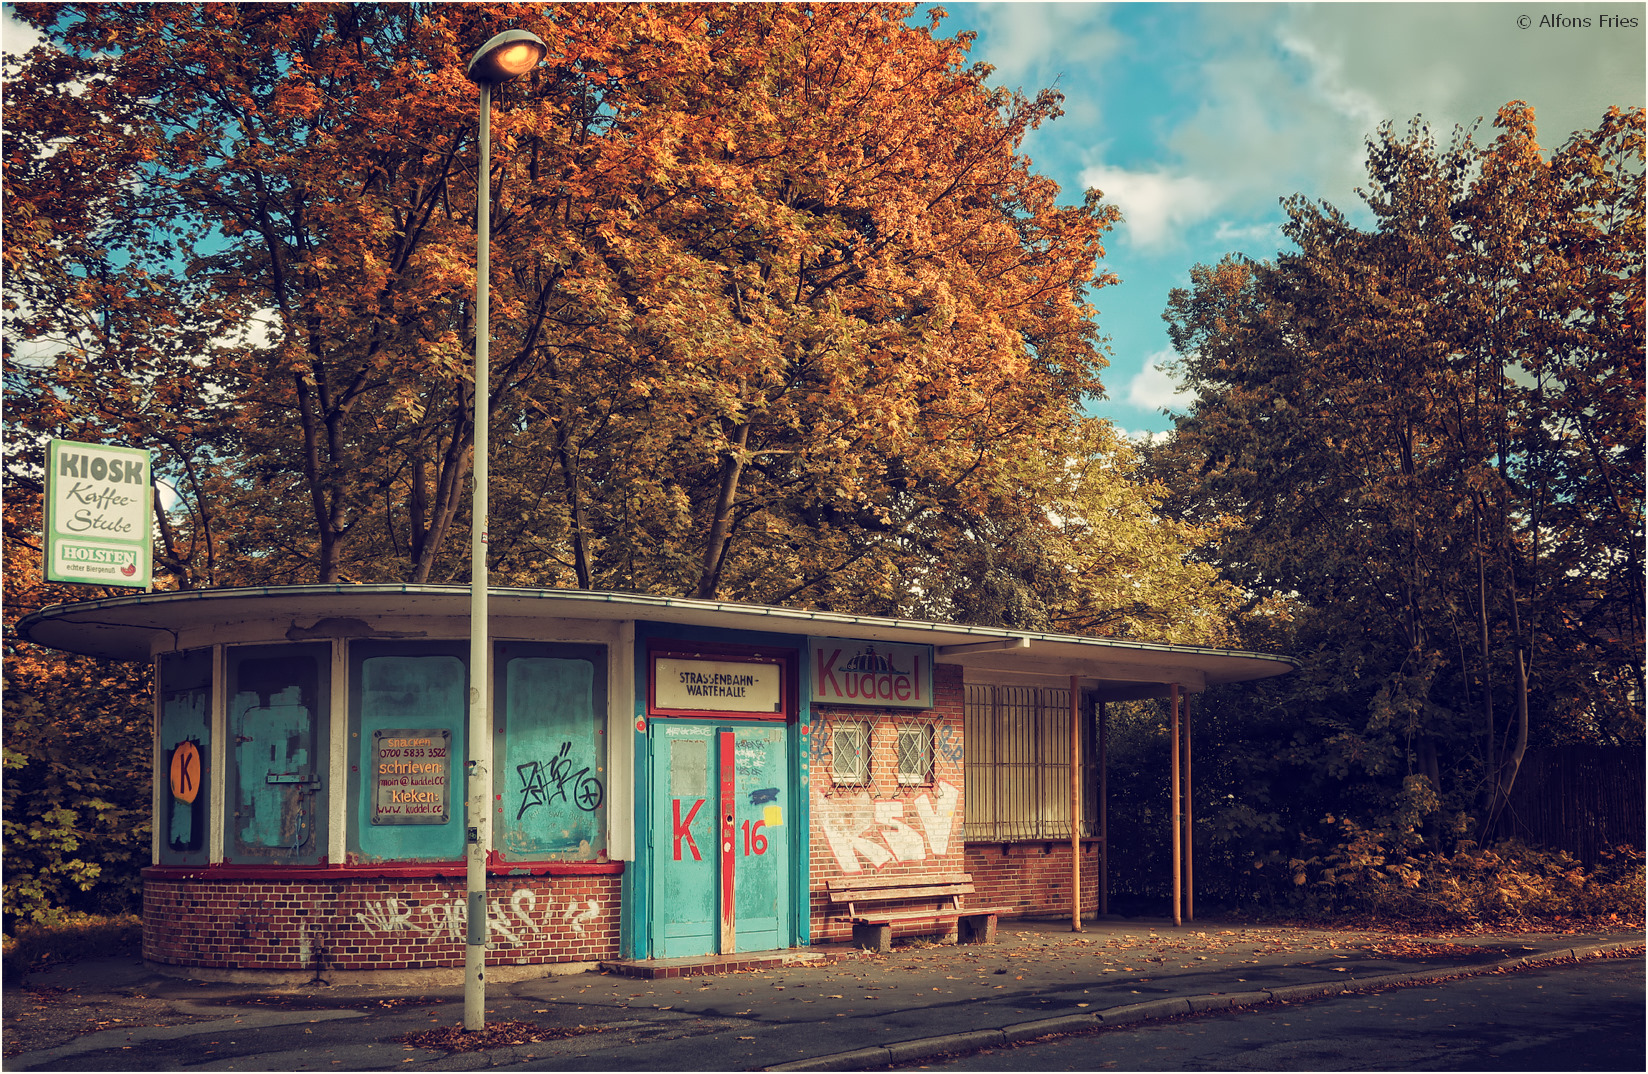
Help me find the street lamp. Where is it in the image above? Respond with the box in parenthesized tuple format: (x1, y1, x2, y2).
(463, 27, 545, 1033)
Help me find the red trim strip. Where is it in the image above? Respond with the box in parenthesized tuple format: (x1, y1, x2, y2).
(143, 860, 624, 882)
(719, 729, 737, 939)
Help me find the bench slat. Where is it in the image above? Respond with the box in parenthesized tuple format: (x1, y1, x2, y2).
(827, 884, 972, 904)
(827, 872, 972, 892)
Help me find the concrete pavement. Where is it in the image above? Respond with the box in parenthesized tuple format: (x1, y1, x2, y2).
(4, 918, 1641, 1071)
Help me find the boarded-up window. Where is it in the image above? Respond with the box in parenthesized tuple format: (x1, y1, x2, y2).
(158, 649, 212, 865)
(228, 643, 329, 864)
(963, 684, 1095, 841)
(495, 642, 608, 861)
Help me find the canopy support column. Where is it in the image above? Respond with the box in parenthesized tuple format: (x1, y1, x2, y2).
(1069, 676, 1082, 932)
(1098, 699, 1108, 917)
(1170, 683, 1182, 927)
(1183, 691, 1194, 923)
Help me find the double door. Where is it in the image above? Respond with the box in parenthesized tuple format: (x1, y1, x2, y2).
(650, 722, 790, 957)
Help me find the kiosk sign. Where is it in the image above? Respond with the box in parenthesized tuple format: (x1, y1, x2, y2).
(654, 657, 782, 714)
(45, 439, 151, 588)
(809, 637, 934, 709)
(371, 729, 451, 824)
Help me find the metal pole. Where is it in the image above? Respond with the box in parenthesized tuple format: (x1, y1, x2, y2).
(1169, 683, 1181, 928)
(465, 78, 493, 1033)
(1183, 692, 1194, 923)
(1098, 699, 1108, 917)
(1069, 676, 1081, 932)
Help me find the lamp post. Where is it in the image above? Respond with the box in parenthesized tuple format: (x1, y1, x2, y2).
(463, 27, 545, 1033)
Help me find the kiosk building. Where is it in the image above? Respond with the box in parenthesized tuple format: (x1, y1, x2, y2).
(18, 584, 1295, 979)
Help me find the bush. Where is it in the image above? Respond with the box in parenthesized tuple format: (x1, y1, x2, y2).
(2, 656, 152, 932)
(1291, 822, 1645, 928)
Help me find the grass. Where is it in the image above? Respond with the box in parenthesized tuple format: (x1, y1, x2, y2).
(1, 913, 142, 978)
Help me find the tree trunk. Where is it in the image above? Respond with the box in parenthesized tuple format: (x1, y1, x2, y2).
(694, 422, 750, 600)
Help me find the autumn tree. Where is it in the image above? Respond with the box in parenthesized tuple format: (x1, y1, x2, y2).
(5, 2, 1148, 617)
(1154, 104, 1645, 857)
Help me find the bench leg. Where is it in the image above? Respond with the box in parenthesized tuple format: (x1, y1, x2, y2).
(958, 913, 997, 944)
(852, 921, 893, 953)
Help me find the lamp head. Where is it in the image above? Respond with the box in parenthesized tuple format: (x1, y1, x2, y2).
(466, 29, 547, 85)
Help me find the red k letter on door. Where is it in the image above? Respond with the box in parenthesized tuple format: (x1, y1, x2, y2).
(673, 797, 704, 861)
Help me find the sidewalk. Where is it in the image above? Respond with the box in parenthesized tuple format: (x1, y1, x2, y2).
(4, 918, 1642, 1071)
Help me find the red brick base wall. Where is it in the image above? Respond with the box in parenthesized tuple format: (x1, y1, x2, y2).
(965, 841, 1103, 917)
(142, 872, 622, 971)
(807, 665, 968, 943)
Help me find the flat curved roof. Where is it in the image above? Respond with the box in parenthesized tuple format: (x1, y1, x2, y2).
(15, 584, 1296, 699)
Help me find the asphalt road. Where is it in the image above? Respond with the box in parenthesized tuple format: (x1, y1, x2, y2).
(910, 955, 1646, 1071)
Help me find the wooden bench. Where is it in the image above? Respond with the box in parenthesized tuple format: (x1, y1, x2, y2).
(827, 872, 1002, 952)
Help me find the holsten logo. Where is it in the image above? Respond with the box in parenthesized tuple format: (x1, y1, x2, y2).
(53, 541, 139, 578)
(810, 638, 933, 709)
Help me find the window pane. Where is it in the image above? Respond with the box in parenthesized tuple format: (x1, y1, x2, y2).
(831, 723, 867, 784)
(896, 725, 932, 785)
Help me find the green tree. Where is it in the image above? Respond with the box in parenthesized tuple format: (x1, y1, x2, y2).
(1155, 104, 1644, 860)
(2, 495, 152, 928)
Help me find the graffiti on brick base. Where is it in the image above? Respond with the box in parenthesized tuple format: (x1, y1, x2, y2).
(354, 889, 601, 946)
(819, 779, 959, 873)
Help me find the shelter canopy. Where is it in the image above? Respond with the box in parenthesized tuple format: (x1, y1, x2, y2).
(17, 584, 1295, 700)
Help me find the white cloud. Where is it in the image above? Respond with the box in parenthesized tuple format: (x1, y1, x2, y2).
(1079, 164, 1223, 252)
(1126, 351, 1195, 414)
(1212, 220, 1284, 250)
(2, 8, 42, 68)
(958, 2, 1123, 91)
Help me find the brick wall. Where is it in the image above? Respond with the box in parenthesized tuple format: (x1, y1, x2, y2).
(807, 664, 967, 941)
(965, 841, 1103, 916)
(142, 872, 621, 972)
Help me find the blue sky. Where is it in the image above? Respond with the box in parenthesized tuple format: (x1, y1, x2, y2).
(923, 2, 1646, 437)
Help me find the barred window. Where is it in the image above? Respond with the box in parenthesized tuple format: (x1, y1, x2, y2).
(964, 684, 1096, 841)
(895, 724, 934, 785)
(831, 721, 870, 785)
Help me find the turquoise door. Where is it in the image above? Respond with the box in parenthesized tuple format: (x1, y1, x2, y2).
(731, 723, 789, 952)
(653, 725, 717, 957)
(650, 722, 791, 957)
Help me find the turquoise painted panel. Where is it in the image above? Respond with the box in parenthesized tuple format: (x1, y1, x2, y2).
(353, 651, 465, 862)
(227, 647, 326, 863)
(733, 724, 789, 952)
(158, 649, 211, 865)
(652, 726, 717, 957)
(499, 655, 606, 859)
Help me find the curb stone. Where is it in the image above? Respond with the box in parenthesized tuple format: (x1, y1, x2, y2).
(1187, 990, 1270, 1012)
(999, 1014, 1101, 1043)
(885, 1030, 1005, 1063)
(1097, 998, 1191, 1024)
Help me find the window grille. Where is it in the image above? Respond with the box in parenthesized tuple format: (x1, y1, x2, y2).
(895, 724, 934, 785)
(831, 721, 869, 785)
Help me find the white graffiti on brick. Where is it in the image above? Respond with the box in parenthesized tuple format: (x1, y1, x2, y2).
(820, 779, 959, 873)
(354, 889, 602, 946)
